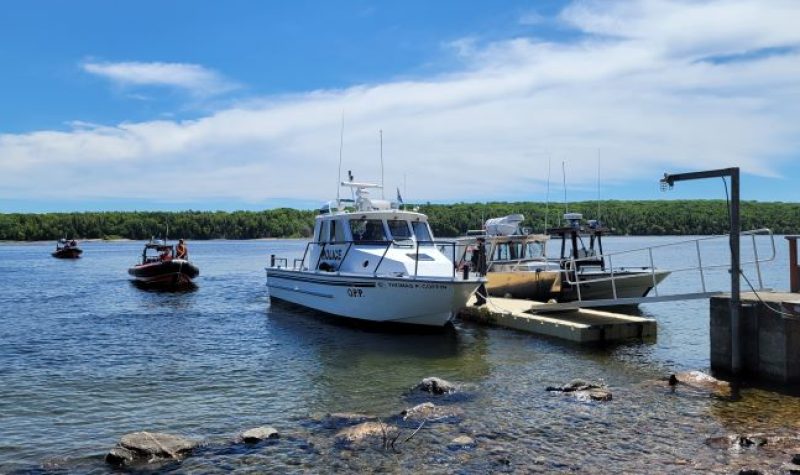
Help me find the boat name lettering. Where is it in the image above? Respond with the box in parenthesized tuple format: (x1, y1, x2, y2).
(420, 283, 448, 290)
(387, 282, 415, 288)
(322, 249, 343, 260)
(347, 288, 364, 297)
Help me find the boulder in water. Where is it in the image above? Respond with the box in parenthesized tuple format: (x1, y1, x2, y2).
(335, 421, 398, 445)
(401, 402, 463, 423)
(448, 435, 476, 449)
(668, 371, 731, 397)
(547, 379, 611, 402)
(240, 426, 279, 443)
(105, 431, 198, 467)
(416, 377, 457, 395)
(546, 379, 603, 393)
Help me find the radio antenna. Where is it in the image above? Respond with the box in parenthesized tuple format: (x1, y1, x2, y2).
(596, 149, 601, 221)
(380, 129, 385, 199)
(562, 160, 568, 218)
(544, 154, 551, 233)
(336, 113, 344, 207)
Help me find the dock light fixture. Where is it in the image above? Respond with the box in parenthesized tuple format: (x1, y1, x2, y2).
(658, 167, 741, 376)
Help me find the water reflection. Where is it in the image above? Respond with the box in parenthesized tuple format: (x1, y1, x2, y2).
(265, 300, 491, 414)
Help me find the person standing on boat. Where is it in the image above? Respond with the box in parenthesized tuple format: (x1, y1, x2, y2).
(472, 237, 488, 305)
(160, 246, 172, 262)
(176, 239, 188, 260)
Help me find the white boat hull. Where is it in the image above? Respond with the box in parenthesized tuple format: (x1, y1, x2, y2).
(266, 269, 481, 327)
(562, 269, 671, 301)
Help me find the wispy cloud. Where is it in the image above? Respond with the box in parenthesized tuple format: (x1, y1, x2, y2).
(81, 60, 238, 96)
(2, 0, 799, 207)
(519, 11, 546, 26)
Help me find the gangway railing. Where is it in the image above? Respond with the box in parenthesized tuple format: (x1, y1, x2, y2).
(537, 228, 776, 311)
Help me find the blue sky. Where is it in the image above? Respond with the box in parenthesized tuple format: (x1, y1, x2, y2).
(1, 0, 799, 212)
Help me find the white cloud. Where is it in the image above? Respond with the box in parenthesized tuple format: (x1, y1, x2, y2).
(2, 0, 800, 206)
(81, 60, 237, 96)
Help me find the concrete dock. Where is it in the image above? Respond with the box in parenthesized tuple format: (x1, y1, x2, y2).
(711, 291, 800, 383)
(458, 296, 656, 343)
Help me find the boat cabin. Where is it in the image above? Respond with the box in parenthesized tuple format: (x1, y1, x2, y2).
(302, 181, 450, 274)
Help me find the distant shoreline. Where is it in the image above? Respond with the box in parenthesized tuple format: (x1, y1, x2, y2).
(1, 200, 798, 240)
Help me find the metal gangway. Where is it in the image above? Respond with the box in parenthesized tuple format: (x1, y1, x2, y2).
(529, 228, 776, 312)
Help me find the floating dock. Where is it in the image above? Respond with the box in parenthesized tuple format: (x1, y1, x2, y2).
(458, 296, 656, 343)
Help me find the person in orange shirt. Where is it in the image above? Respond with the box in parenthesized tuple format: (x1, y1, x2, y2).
(175, 239, 188, 260)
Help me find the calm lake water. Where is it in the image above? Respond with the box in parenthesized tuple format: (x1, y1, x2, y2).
(0, 236, 798, 473)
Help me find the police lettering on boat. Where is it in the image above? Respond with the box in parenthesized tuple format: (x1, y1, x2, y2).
(265, 179, 484, 327)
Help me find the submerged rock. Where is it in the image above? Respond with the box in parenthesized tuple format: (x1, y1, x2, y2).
(705, 433, 795, 451)
(668, 371, 731, 397)
(546, 379, 603, 393)
(783, 463, 800, 474)
(321, 412, 376, 429)
(240, 426, 279, 443)
(401, 402, 463, 423)
(448, 435, 476, 449)
(105, 431, 198, 467)
(547, 379, 611, 402)
(585, 389, 613, 401)
(416, 377, 457, 395)
(335, 421, 398, 445)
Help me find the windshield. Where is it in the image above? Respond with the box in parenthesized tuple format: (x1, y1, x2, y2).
(349, 219, 388, 243)
(387, 220, 412, 240)
(412, 221, 432, 242)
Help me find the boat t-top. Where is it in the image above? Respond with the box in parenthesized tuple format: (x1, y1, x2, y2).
(265, 180, 484, 327)
(547, 213, 670, 302)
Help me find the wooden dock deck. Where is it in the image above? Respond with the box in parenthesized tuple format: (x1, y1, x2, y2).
(458, 296, 656, 343)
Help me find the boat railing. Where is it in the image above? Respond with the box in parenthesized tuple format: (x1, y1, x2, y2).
(284, 239, 468, 280)
(562, 228, 776, 303)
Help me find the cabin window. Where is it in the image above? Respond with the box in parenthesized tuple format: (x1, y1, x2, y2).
(526, 242, 544, 258)
(493, 242, 510, 261)
(406, 253, 434, 261)
(388, 220, 412, 240)
(319, 221, 330, 243)
(349, 219, 387, 243)
(411, 221, 432, 243)
(328, 220, 345, 243)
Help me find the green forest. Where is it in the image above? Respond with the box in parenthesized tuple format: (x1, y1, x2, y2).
(1, 200, 798, 241)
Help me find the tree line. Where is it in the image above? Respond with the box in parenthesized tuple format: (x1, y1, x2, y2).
(0, 200, 798, 241)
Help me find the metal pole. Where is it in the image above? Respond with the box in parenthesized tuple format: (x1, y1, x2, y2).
(659, 166, 742, 376)
(787, 236, 799, 293)
(730, 168, 741, 375)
